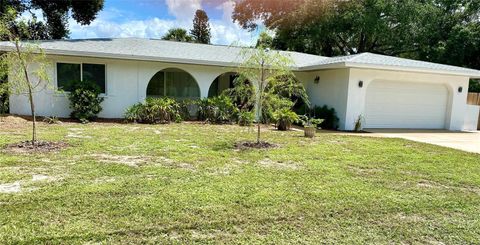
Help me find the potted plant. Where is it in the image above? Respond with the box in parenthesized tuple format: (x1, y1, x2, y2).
(300, 115, 324, 138)
(273, 108, 300, 131)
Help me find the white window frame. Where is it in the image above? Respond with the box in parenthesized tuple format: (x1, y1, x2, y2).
(55, 61, 108, 96)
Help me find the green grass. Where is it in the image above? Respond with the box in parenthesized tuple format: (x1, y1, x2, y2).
(1, 119, 479, 244)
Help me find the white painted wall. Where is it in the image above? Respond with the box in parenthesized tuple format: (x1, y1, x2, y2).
(345, 68, 470, 131)
(9, 55, 472, 132)
(464, 105, 480, 131)
(296, 69, 350, 129)
(10, 55, 235, 118)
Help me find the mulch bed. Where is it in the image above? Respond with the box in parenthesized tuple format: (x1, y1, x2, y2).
(234, 141, 278, 150)
(4, 140, 68, 154)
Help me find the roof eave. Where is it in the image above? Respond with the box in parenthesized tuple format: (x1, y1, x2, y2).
(300, 61, 480, 78)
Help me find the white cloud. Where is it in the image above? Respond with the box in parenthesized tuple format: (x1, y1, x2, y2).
(67, 0, 258, 46)
(165, 0, 202, 21)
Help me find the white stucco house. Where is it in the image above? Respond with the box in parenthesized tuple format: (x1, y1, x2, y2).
(1, 38, 479, 131)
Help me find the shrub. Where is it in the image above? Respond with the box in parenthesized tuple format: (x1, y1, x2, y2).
(299, 115, 324, 128)
(0, 79, 9, 114)
(124, 97, 182, 124)
(178, 99, 198, 121)
(273, 108, 300, 131)
(262, 96, 294, 124)
(238, 110, 254, 126)
(43, 116, 61, 124)
(68, 80, 104, 122)
(124, 103, 143, 123)
(197, 95, 238, 124)
(354, 115, 364, 132)
(311, 105, 339, 130)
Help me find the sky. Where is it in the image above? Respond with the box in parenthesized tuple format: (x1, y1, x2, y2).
(64, 0, 260, 46)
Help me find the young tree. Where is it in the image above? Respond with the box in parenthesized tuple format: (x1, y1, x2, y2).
(0, 9, 51, 145)
(235, 47, 300, 144)
(190, 9, 211, 44)
(162, 28, 193, 42)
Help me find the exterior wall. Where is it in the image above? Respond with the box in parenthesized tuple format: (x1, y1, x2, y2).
(9, 55, 235, 118)
(464, 105, 480, 131)
(295, 69, 350, 129)
(9, 54, 472, 131)
(345, 68, 470, 131)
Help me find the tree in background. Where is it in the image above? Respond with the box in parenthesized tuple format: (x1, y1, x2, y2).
(162, 28, 193, 42)
(255, 31, 273, 49)
(190, 9, 211, 44)
(1, 0, 104, 40)
(232, 0, 480, 71)
(0, 9, 51, 145)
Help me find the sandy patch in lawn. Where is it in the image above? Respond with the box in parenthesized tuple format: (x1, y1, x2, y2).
(417, 180, 480, 195)
(66, 128, 92, 139)
(347, 165, 384, 176)
(0, 174, 63, 194)
(90, 154, 197, 171)
(32, 174, 60, 182)
(0, 116, 28, 130)
(93, 176, 117, 184)
(0, 182, 21, 193)
(91, 154, 150, 167)
(258, 158, 301, 170)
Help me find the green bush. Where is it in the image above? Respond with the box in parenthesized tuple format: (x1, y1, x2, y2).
(178, 99, 197, 121)
(124, 97, 182, 124)
(469, 80, 480, 93)
(310, 105, 339, 130)
(197, 95, 238, 124)
(68, 80, 104, 122)
(262, 96, 294, 124)
(124, 103, 143, 123)
(273, 108, 300, 131)
(0, 79, 8, 114)
(238, 110, 254, 126)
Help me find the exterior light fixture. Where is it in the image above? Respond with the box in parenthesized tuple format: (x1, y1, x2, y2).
(359, 80, 364, 88)
(458, 86, 463, 93)
(314, 76, 320, 84)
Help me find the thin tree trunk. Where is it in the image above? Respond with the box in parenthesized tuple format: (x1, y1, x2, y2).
(257, 122, 260, 144)
(14, 39, 36, 145)
(28, 86, 36, 143)
(256, 59, 265, 144)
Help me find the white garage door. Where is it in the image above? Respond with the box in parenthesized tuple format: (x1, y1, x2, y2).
(365, 81, 448, 129)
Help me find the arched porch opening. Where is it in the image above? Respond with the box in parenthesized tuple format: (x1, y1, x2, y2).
(208, 72, 238, 97)
(146, 68, 200, 100)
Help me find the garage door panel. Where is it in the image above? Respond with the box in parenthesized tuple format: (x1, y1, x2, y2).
(365, 81, 448, 129)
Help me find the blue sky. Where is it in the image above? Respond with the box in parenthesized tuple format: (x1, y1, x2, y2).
(65, 0, 260, 45)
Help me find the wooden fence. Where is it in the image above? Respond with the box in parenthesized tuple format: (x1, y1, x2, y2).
(467, 93, 480, 130)
(467, 93, 480, 105)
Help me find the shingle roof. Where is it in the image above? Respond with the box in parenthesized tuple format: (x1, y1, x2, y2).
(0, 38, 479, 78)
(0, 38, 328, 68)
(302, 52, 480, 77)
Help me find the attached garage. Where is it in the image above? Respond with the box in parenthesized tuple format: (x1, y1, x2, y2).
(364, 81, 449, 129)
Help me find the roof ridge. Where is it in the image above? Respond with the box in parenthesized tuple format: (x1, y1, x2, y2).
(347, 52, 371, 62)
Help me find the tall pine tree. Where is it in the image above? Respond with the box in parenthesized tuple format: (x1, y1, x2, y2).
(190, 9, 211, 44)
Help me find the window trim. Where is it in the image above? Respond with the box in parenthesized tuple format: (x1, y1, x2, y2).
(55, 61, 108, 96)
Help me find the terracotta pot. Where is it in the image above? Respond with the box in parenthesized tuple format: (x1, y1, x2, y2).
(304, 126, 316, 138)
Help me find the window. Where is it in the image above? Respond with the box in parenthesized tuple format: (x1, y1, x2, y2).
(56, 63, 106, 93)
(57, 63, 80, 92)
(82, 64, 106, 93)
(146, 69, 200, 99)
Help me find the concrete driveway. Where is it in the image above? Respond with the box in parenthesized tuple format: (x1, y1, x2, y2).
(365, 129, 480, 154)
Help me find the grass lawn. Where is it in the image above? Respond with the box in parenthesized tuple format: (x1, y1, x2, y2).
(0, 116, 479, 244)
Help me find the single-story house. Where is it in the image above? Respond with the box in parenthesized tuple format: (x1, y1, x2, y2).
(1, 38, 479, 131)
